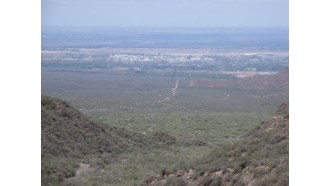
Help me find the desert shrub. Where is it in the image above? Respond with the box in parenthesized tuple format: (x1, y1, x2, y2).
(164, 176, 186, 186)
(199, 177, 213, 186)
(233, 180, 244, 186)
(41, 157, 79, 185)
(253, 167, 270, 178)
(161, 168, 174, 177)
(190, 172, 199, 180)
(210, 177, 222, 186)
(42, 97, 57, 110)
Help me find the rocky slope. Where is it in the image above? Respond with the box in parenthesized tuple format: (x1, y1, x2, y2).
(144, 103, 289, 186)
(41, 96, 176, 185)
(42, 96, 155, 157)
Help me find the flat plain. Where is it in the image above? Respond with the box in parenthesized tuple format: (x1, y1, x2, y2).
(41, 27, 289, 185)
(42, 68, 287, 185)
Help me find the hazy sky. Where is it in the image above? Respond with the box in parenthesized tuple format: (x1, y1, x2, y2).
(42, 0, 288, 27)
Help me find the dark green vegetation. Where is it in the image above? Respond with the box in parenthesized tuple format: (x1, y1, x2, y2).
(42, 96, 155, 157)
(41, 68, 288, 185)
(146, 103, 289, 186)
(41, 27, 289, 185)
(42, 96, 177, 185)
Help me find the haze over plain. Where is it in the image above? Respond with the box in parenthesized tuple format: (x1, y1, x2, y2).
(42, 0, 288, 27)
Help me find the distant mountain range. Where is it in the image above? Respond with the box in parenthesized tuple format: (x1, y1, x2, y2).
(42, 27, 288, 50)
